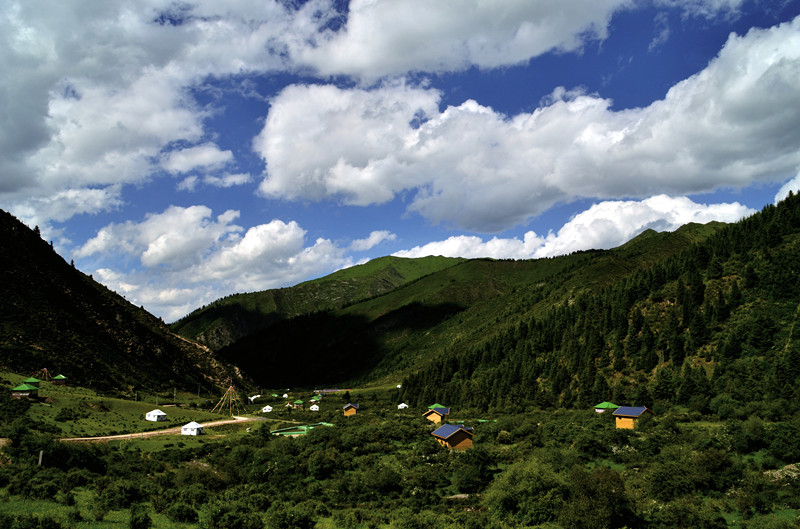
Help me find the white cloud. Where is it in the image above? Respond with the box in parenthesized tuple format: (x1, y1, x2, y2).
(775, 172, 800, 204)
(395, 195, 755, 259)
(162, 143, 233, 174)
(350, 230, 397, 251)
(258, 17, 800, 232)
(295, 0, 630, 78)
(74, 204, 367, 321)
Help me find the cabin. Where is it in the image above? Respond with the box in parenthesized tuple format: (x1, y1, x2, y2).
(423, 407, 450, 424)
(343, 403, 359, 416)
(594, 401, 620, 414)
(293, 399, 304, 409)
(612, 406, 655, 429)
(261, 405, 273, 413)
(431, 424, 474, 450)
(10, 383, 38, 399)
(52, 374, 67, 386)
(397, 403, 409, 409)
(181, 421, 204, 436)
(23, 377, 41, 388)
(145, 409, 167, 422)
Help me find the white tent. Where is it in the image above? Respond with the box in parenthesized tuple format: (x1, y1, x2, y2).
(309, 404, 319, 412)
(397, 403, 409, 409)
(262, 405, 273, 413)
(181, 421, 204, 436)
(282, 393, 289, 398)
(145, 409, 167, 422)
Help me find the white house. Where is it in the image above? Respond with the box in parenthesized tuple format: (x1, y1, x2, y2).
(262, 405, 273, 413)
(309, 404, 320, 412)
(181, 421, 204, 436)
(397, 403, 409, 409)
(145, 409, 167, 422)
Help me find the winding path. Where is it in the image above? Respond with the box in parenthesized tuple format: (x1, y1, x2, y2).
(60, 416, 262, 443)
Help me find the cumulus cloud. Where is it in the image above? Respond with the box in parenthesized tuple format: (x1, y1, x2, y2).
(394, 195, 755, 259)
(295, 0, 630, 78)
(74, 204, 363, 320)
(258, 17, 800, 232)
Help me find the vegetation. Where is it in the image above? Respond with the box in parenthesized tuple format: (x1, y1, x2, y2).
(170, 255, 463, 351)
(0, 210, 239, 396)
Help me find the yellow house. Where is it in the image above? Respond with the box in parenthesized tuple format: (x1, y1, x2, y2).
(343, 403, 359, 416)
(423, 407, 450, 424)
(612, 406, 654, 429)
(431, 424, 474, 450)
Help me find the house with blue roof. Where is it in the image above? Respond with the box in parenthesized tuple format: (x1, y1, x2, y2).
(423, 407, 450, 424)
(612, 406, 654, 429)
(343, 403, 359, 416)
(431, 424, 474, 450)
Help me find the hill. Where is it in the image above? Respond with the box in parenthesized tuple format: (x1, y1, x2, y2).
(0, 210, 240, 395)
(171, 255, 463, 350)
(213, 219, 732, 388)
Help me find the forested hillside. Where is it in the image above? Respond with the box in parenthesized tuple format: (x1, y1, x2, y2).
(0, 210, 239, 395)
(402, 192, 800, 417)
(215, 220, 729, 388)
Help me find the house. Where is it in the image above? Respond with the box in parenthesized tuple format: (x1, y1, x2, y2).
(612, 406, 655, 429)
(431, 424, 474, 450)
(423, 407, 450, 424)
(293, 399, 304, 409)
(309, 404, 320, 412)
(397, 403, 409, 409)
(52, 374, 67, 386)
(181, 421, 204, 436)
(23, 377, 41, 388)
(145, 409, 167, 422)
(261, 405, 273, 413)
(10, 383, 38, 399)
(343, 403, 359, 416)
(594, 401, 620, 414)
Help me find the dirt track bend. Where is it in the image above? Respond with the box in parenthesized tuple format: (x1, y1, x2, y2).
(60, 416, 262, 442)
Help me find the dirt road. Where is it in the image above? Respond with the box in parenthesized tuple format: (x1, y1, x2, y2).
(60, 416, 261, 442)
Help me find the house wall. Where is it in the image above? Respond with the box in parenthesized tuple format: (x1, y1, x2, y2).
(344, 408, 357, 416)
(615, 417, 636, 429)
(424, 412, 447, 423)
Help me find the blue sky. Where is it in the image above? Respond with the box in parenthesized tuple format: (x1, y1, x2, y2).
(2, 0, 800, 321)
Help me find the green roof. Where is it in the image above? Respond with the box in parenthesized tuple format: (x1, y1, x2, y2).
(428, 403, 447, 409)
(294, 399, 304, 404)
(594, 401, 620, 409)
(23, 377, 40, 383)
(53, 374, 67, 380)
(12, 384, 38, 391)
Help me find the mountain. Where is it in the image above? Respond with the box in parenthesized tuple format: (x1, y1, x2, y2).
(170, 255, 463, 350)
(210, 220, 733, 389)
(0, 209, 240, 395)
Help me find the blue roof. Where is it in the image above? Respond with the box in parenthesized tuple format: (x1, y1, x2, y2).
(431, 424, 474, 440)
(343, 403, 359, 409)
(425, 407, 450, 415)
(612, 406, 652, 417)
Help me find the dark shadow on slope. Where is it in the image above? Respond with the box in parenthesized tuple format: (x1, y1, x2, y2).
(218, 302, 465, 387)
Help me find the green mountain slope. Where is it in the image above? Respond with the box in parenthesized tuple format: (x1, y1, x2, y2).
(0, 210, 240, 395)
(216, 220, 728, 388)
(171, 255, 463, 350)
(401, 194, 800, 414)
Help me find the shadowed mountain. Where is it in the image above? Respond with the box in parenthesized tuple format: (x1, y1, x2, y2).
(0, 209, 240, 395)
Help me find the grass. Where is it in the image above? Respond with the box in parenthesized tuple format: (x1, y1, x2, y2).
(2, 372, 234, 437)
